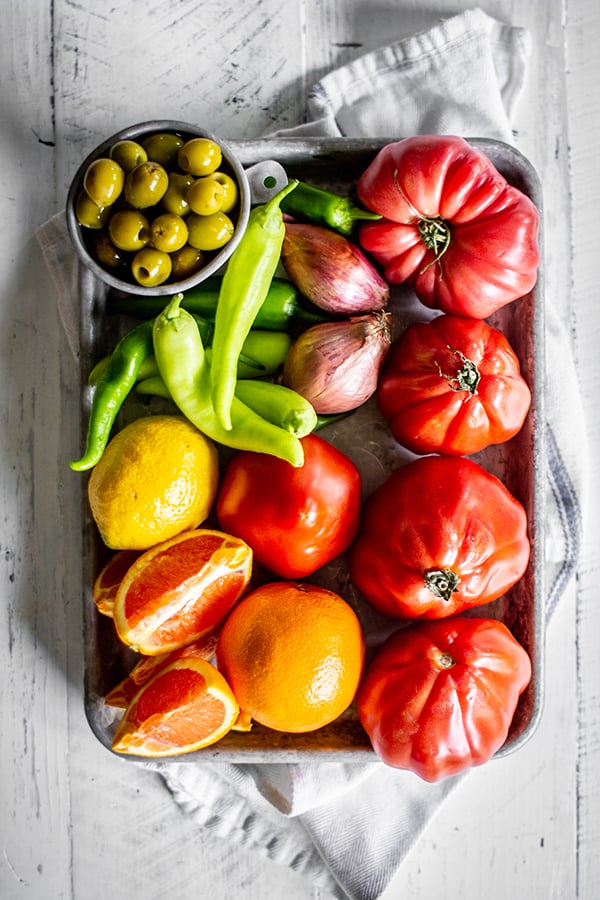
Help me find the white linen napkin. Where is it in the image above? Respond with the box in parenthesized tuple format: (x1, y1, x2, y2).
(36, 8, 587, 900)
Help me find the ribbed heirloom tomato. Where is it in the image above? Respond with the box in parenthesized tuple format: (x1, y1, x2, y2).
(348, 455, 530, 619)
(377, 313, 532, 456)
(357, 135, 540, 318)
(357, 617, 532, 781)
(216, 433, 362, 579)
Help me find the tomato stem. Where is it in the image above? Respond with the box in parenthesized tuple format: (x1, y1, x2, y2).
(392, 168, 451, 276)
(424, 568, 459, 601)
(437, 651, 456, 669)
(435, 347, 481, 394)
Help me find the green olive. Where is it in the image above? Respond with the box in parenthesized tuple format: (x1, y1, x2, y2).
(109, 139, 148, 172)
(161, 172, 195, 216)
(178, 138, 222, 177)
(187, 211, 234, 251)
(93, 231, 129, 270)
(108, 209, 151, 251)
(207, 171, 238, 213)
(141, 132, 185, 168)
(187, 177, 225, 216)
(124, 161, 169, 209)
(131, 247, 172, 287)
(75, 190, 110, 229)
(150, 213, 189, 253)
(170, 244, 205, 280)
(83, 157, 125, 207)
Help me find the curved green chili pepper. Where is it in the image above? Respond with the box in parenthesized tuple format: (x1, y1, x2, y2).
(152, 293, 304, 467)
(106, 277, 328, 331)
(88, 351, 158, 387)
(234, 379, 317, 438)
(70, 320, 155, 471)
(210, 179, 299, 430)
(135, 375, 172, 399)
(136, 374, 317, 439)
(314, 411, 354, 430)
(279, 181, 381, 235)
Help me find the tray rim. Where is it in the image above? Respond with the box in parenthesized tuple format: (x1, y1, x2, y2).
(78, 135, 546, 766)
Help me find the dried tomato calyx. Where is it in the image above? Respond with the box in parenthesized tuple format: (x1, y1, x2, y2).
(392, 170, 451, 275)
(435, 348, 481, 394)
(424, 568, 459, 601)
(437, 651, 456, 670)
(417, 216, 451, 259)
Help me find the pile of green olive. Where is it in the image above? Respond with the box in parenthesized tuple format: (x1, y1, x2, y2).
(74, 131, 240, 287)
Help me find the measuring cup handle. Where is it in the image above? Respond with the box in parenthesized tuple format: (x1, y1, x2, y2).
(244, 160, 289, 204)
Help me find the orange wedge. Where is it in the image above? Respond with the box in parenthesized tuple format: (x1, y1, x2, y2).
(111, 657, 239, 757)
(113, 528, 253, 655)
(104, 632, 218, 709)
(93, 549, 142, 617)
(105, 633, 220, 709)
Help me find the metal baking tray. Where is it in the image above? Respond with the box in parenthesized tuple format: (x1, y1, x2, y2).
(79, 137, 545, 763)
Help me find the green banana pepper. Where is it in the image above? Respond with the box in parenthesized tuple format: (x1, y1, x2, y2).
(152, 293, 304, 466)
(137, 373, 317, 439)
(209, 179, 299, 430)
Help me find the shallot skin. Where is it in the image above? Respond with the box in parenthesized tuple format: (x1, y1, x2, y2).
(282, 313, 392, 414)
(281, 222, 390, 315)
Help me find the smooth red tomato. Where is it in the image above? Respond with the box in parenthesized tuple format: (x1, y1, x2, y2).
(357, 135, 540, 318)
(348, 455, 530, 619)
(357, 617, 532, 781)
(216, 433, 362, 579)
(377, 314, 532, 456)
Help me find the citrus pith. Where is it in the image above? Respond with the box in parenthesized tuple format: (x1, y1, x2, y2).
(216, 581, 365, 733)
(88, 415, 219, 550)
(111, 657, 239, 757)
(93, 549, 142, 617)
(113, 528, 253, 655)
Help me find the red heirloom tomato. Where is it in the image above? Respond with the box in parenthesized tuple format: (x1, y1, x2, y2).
(216, 433, 362, 579)
(348, 456, 530, 619)
(377, 314, 532, 456)
(357, 135, 540, 318)
(357, 617, 532, 781)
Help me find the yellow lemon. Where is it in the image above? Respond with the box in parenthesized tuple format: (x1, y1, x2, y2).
(88, 415, 219, 550)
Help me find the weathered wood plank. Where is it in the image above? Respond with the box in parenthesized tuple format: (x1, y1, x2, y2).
(565, 1, 600, 896)
(1, 1, 76, 896)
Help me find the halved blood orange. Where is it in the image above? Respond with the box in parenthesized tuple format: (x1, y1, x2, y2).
(111, 657, 239, 757)
(105, 633, 220, 709)
(93, 549, 142, 617)
(113, 528, 253, 655)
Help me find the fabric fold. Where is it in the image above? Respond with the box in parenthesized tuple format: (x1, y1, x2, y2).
(271, 8, 531, 143)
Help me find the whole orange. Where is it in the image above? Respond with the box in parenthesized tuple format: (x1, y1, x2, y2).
(216, 581, 365, 733)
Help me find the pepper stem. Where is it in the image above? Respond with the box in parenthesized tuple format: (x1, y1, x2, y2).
(332, 198, 382, 234)
(263, 178, 299, 215)
(163, 292, 184, 320)
(424, 568, 459, 601)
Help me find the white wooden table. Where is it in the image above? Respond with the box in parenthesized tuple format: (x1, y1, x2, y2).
(2, 1, 598, 898)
